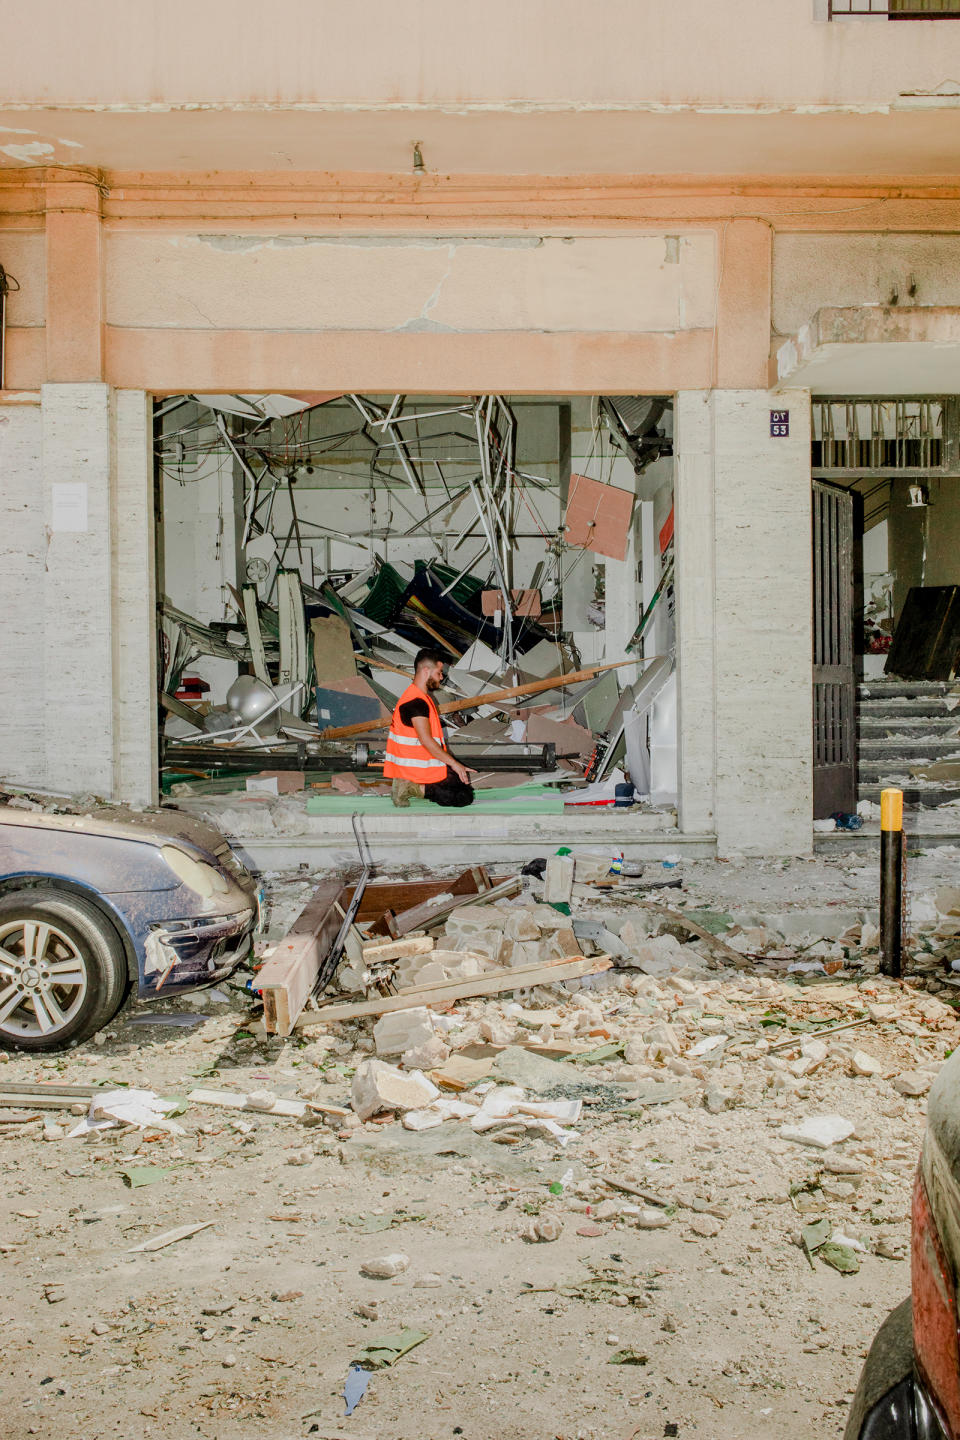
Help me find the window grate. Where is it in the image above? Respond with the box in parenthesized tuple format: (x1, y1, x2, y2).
(810, 398, 959, 474)
(829, 0, 960, 15)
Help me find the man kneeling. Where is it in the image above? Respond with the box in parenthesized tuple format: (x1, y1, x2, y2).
(384, 648, 475, 808)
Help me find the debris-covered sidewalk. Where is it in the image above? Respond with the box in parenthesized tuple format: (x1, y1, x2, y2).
(2, 846, 959, 1440)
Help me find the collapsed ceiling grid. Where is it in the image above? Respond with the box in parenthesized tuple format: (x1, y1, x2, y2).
(155, 392, 677, 813)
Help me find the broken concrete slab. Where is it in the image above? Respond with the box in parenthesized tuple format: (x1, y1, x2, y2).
(373, 1008, 437, 1058)
(351, 1061, 440, 1122)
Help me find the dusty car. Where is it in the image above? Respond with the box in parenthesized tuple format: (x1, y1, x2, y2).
(0, 799, 261, 1051)
(845, 1047, 960, 1440)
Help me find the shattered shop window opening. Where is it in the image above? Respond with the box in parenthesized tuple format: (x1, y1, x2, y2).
(154, 393, 677, 822)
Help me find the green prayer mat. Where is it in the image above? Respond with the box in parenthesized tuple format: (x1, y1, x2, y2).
(305, 782, 565, 816)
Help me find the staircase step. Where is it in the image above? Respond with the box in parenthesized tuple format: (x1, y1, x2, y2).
(859, 739, 960, 757)
(858, 699, 959, 719)
(858, 781, 960, 809)
(859, 716, 960, 735)
(859, 680, 960, 699)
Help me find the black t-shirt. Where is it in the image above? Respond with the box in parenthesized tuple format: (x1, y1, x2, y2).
(398, 697, 431, 727)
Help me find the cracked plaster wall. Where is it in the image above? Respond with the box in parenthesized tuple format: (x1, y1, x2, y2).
(104, 232, 715, 335)
(774, 234, 960, 337)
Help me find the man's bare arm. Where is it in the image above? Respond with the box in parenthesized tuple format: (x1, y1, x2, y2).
(411, 715, 473, 785)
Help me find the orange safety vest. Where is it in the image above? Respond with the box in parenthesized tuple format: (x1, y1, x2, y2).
(383, 684, 448, 784)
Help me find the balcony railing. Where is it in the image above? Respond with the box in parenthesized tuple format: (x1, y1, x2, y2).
(829, 0, 960, 16)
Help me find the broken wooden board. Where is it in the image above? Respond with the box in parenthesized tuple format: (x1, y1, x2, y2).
(160, 691, 206, 729)
(385, 870, 520, 939)
(349, 869, 502, 934)
(362, 935, 434, 963)
(256, 878, 352, 1036)
(128, 1221, 215, 1254)
(288, 954, 612, 1030)
(188, 1088, 308, 1118)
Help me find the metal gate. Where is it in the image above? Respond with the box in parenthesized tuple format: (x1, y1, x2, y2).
(813, 481, 856, 819)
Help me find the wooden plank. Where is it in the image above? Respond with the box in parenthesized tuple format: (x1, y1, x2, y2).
(256, 878, 352, 1036)
(320, 659, 646, 739)
(362, 935, 435, 963)
(349, 870, 500, 929)
(160, 691, 206, 729)
(390, 874, 519, 939)
(288, 954, 611, 1030)
(188, 1087, 308, 1117)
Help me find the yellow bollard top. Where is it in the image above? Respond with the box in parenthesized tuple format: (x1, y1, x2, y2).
(880, 788, 904, 832)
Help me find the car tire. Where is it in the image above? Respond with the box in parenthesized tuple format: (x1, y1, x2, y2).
(0, 890, 129, 1052)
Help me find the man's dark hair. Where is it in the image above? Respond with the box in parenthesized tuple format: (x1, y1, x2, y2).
(414, 647, 447, 671)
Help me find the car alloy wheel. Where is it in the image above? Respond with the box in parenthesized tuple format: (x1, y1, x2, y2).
(0, 917, 90, 1040)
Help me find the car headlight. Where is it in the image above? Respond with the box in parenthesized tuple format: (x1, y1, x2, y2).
(160, 845, 231, 899)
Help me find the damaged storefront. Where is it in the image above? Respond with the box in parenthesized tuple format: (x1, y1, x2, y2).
(156, 391, 680, 855)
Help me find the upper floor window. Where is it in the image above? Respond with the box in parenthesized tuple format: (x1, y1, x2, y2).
(829, 0, 960, 16)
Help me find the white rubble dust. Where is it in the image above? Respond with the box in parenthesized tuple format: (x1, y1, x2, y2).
(2, 844, 960, 1439)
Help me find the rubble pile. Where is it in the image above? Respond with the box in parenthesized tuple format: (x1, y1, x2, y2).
(3, 853, 960, 1437)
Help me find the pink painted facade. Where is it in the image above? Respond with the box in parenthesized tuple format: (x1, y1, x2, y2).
(1, 0, 959, 852)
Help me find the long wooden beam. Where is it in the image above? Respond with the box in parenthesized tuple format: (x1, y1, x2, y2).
(286, 954, 612, 1030)
(321, 658, 646, 739)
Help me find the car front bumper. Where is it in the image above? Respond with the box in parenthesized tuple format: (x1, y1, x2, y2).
(141, 907, 256, 995)
(845, 1298, 950, 1440)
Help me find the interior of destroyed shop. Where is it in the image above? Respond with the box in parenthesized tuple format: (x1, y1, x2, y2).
(157, 393, 680, 827)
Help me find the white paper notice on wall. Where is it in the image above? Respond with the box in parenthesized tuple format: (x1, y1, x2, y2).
(51, 482, 89, 532)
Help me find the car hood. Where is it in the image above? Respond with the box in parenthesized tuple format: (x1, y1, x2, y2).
(0, 802, 235, 864)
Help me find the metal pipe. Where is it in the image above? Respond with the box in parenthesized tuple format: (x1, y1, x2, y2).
(880, 787, 904, 978)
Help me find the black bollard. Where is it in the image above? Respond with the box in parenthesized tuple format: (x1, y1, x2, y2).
(880, 787, 904, 979)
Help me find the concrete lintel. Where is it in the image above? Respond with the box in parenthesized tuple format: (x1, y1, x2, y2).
(775, 304, 960, 394)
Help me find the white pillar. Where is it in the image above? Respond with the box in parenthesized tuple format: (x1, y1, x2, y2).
(112, 390, 158, 805)
(676, 389, 812, 856)
(42, 383, 117, 796)
(675, 391, 717, 838)
(0, 399, 45, 786)
(36, 384, 156, 804)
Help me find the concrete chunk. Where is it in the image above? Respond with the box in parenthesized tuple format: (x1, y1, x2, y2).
(351, 1059, 440, 1121)
(543, 856, 574, 904)
(373, 1007, 436, 1057)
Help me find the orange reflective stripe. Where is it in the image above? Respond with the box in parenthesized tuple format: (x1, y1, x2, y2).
(383, 684, 448, 783)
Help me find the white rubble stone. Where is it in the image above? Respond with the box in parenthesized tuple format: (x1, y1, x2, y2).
(643, 1021, 681, 1058)
(851, 1050, 883, 1077)
(780, 1114, 855, 1149)
(360, 1253, 409, 1279)
(892, 1070, 932, 1097)
(629, 934, 687, 978)
(479, 1017, 516, 1045)
(373, 1007, 436, 1057)
(619, 916, 658, 950)
(453, 929, 503, 962)
(504, 909, 541, 941)
(401, 1035, 451, 1071)
(444, 904, 511, 938)
(543, 856, 574, 904)
(351, 1060, 440, 1121)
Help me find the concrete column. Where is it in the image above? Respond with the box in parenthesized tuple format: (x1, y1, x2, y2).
(716, 390, 812, 855)
(112, 390, 158, 805)
(675, 391, 717, 838)
(40, 384, 156, 803)
(42, 383, 116, 795)
(676, 388, 812, 856)
(0, 399, 45, 786)
(44, 177, 103, 383)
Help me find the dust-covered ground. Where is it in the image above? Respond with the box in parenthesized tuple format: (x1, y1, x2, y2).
(2, 843, 958, 1440)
